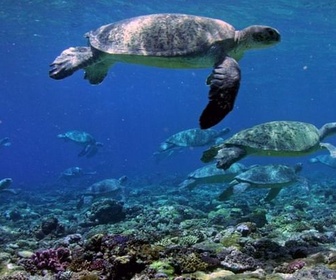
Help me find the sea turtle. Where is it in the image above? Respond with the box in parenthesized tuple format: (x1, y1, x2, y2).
(49, 13, 280, 129)
(309, 154, 336, 169)
(83, 176, 127, 199)
(219, 163, 303, 202)
(202, 121, 336, 170)
(57, 130, 103, 158)
(179, 162, 246, 190)
(155, 127, 230, 159)
(0, 137, 11, 148)
(59, 167, 97, 181)
(0, 178, 18, 195)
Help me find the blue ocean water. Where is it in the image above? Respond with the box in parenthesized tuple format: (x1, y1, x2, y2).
(0, 0, 335, 188)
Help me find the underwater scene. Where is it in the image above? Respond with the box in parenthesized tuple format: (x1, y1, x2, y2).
(1, 0, 336, 279)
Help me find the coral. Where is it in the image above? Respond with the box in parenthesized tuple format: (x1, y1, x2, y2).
(149, 260, 175, 277)
(178, 235, 200, 246)
(79, 274, 99, 280)
(41, 217, 61, 235)
(235, 222, 256, 237)
(87, 199, 125, 225)
(218, 248, 258, 273)
(178, 252, 208, 273)
(275, 259, 306, 274)
(220, 232, 241, 248)
(30, 247, 71, 273)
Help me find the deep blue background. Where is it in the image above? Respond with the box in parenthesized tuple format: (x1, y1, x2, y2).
(1, 1, 335, 189)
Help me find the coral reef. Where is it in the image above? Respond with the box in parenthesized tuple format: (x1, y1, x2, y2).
(1, 175, 336, 279)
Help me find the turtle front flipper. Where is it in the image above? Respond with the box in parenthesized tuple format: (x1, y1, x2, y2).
(199, 57, 241, 129)
(49, 47, 94, 80)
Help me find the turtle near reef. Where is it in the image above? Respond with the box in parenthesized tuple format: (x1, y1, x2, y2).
(83, 176, 127, 199)
(202, 121, 336, 170)
(59, 167, 97, 181)
(179, 162, 247, 190)
(57, 130, 103, 158)
(0, 178, 18, 195)
(219, 163, 304, 202)
(309, 154, 336, 169)
(49, 13, 280, 129)
(155, 127, 230, 159)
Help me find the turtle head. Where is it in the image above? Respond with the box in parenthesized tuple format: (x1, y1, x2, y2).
(294, 162, 303, 173)
(237, 25, 281, 50)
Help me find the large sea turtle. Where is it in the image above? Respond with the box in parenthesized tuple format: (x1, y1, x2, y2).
(202, 121, 336, 170)
(179, 162, 246, 190)
(219, 163, 303, 202)
(83, 176, 127, 198)
(49, 13, 280, 129)
(155, 127, 230, 159)
(57, 130, 103, 158)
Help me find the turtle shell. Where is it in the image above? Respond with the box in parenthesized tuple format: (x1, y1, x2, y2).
(189, 162, 245, 179)
(224, 121, 320, 155)
(87, 179, 122, 195)
(235, 164, 297, 185)
(65, 131, 94, 143)
(166, 128, 225, 147)
(87, 14, 235, 57)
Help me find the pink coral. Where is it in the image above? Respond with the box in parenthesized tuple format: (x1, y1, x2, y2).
(31, 247, 71, 272)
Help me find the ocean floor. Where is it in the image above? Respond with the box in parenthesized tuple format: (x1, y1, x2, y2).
(1, 174, 336, 280)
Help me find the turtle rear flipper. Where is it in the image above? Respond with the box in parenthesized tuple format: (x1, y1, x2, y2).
(320, 142, 336, 158)
(49, 47, 93, 80)
(78, 144, 98, 158)
(199, 56, 241, 129)
(264, 188, 282, 202)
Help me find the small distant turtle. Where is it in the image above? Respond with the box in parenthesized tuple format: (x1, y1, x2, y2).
(309, 154, 336, 169)
(49, 14, 280, 128)
(0, 178, 18, 195)
(84, 176, 127, 198)
(202, 121, 336, 170)
(179, 162, 246, 190)
(0, 137, 11, 148)
(59, 167, 97, 181)
(57, 130, 103, 158)
(219, 163, 303, 202)
(155, 127, 230, 159)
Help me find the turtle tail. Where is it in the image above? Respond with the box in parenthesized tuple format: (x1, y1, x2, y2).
(49, 46, 94, 80)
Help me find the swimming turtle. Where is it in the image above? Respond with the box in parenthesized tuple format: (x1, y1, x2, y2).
(0, 137, 11, 148)
(0, 178, 18, 195)
(155, 127, 230, 159)
(202, 121, 336, 170)
(309, 154, 336, 169)
(179, 162, 246, 190)
(57, 130, 103, 158)
(219, 163, 303, 202)
(59, 167, 97, 181)
(49, 13, 280, 129)
(83, 176, 127, 199)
